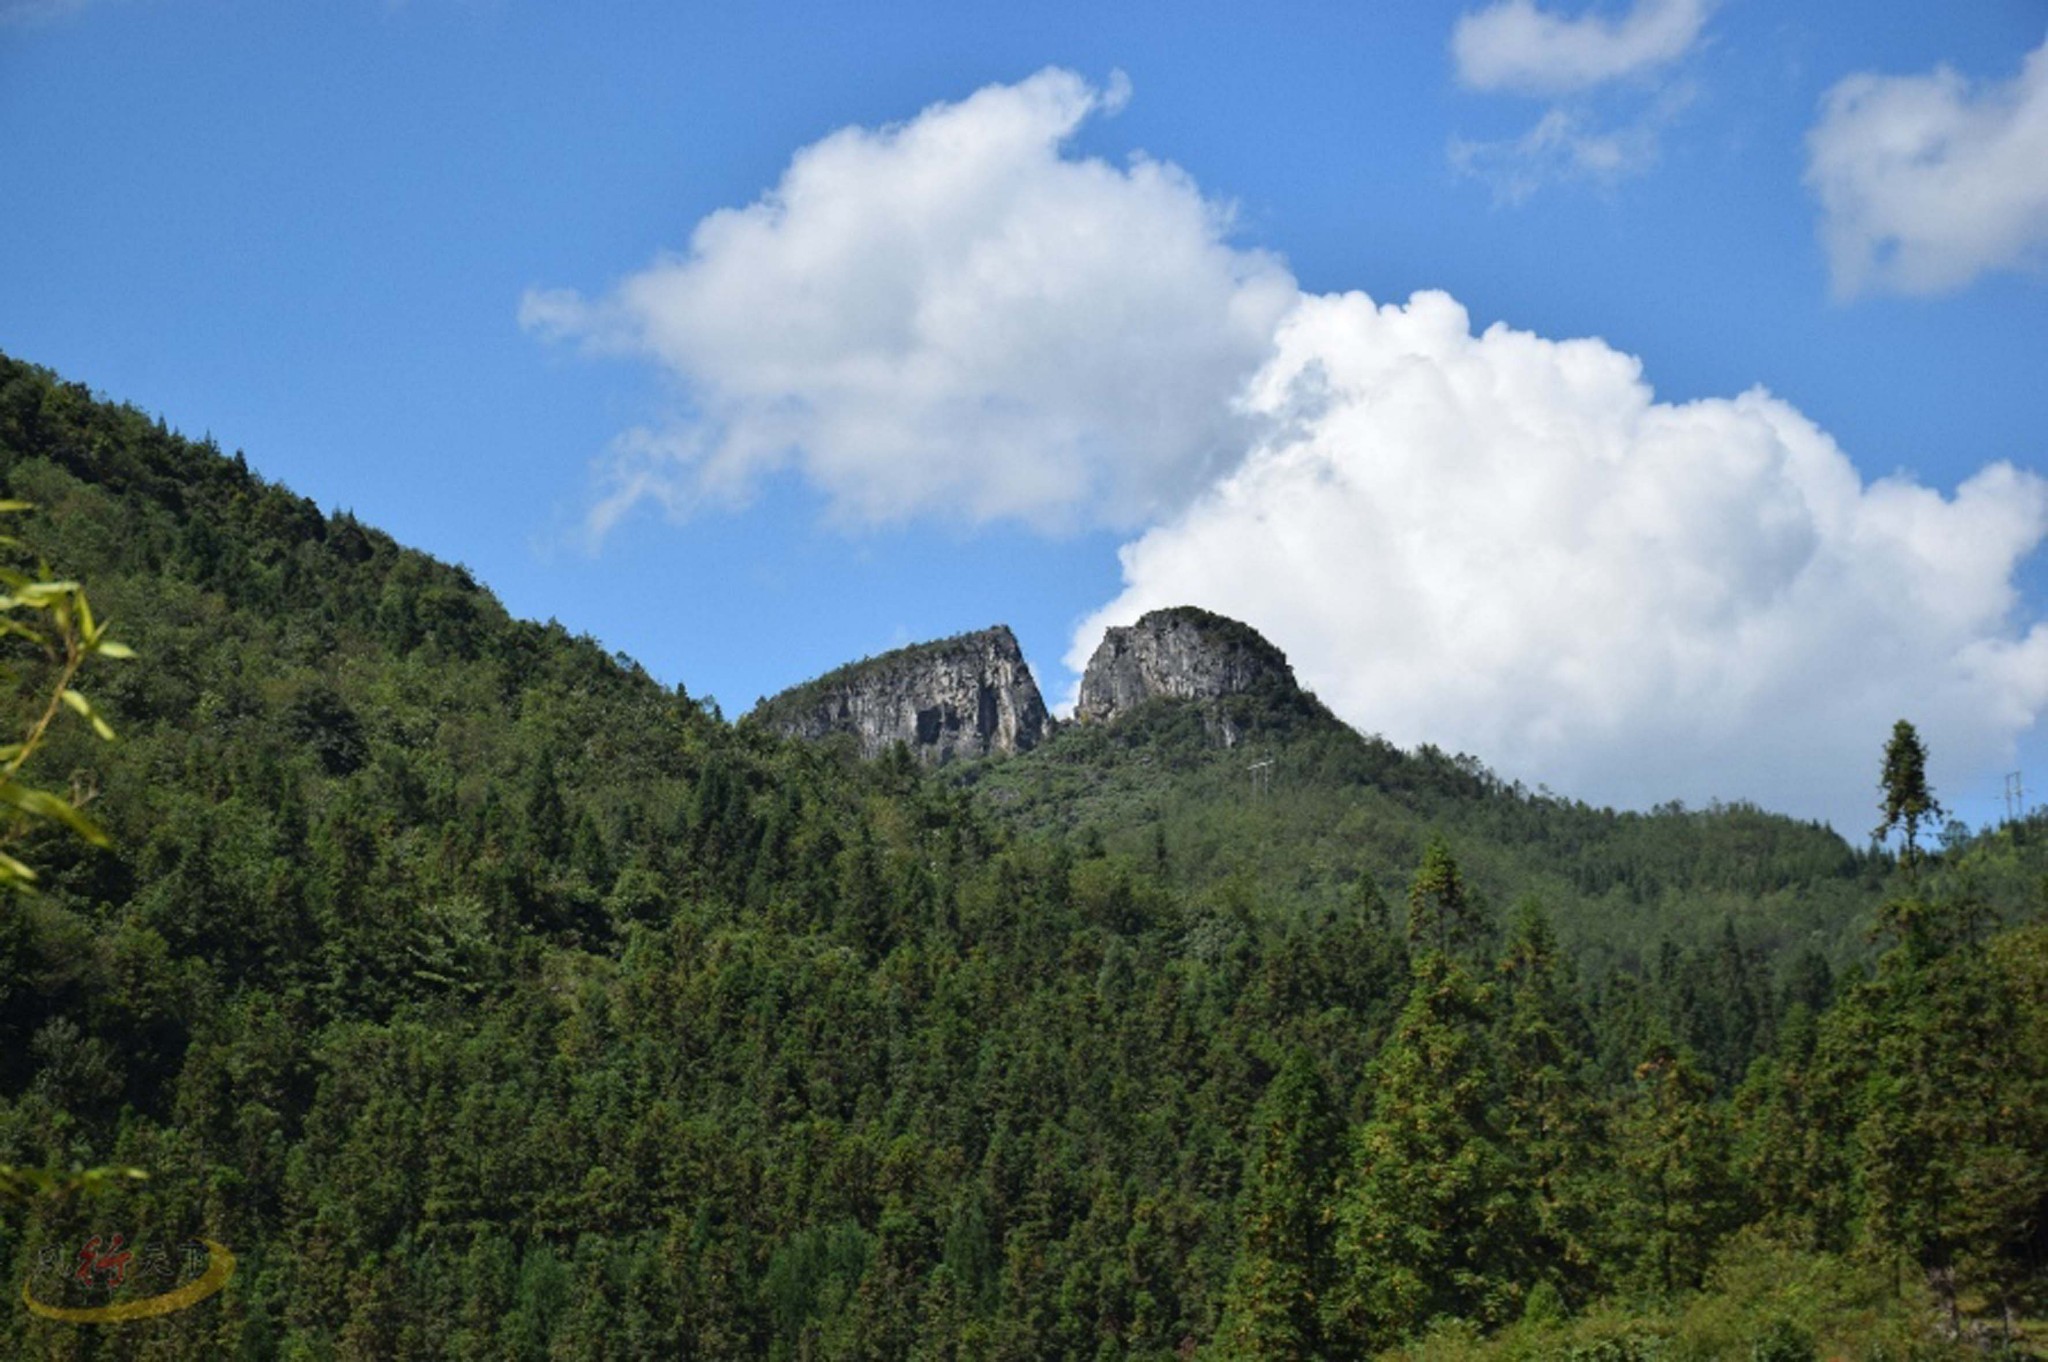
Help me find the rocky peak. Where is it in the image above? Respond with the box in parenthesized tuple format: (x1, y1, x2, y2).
(1075, 607, 1299, 737)
(749, 625, 1051, 765)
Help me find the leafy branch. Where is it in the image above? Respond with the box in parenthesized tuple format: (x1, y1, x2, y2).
(0, 498, 131, 891)
(0, 498, 141, 1204)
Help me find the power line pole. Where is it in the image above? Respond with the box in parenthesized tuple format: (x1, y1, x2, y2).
(1247, 757, 1274, 799)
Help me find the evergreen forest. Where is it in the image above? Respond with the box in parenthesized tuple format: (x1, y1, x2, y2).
(0, 350, 2042, 1358)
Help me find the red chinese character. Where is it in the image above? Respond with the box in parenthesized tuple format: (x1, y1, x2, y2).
(73, 1233, 132, 1289)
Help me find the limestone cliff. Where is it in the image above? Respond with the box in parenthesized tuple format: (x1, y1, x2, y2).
(750, 625, 1051, 765)
(1074, 606, 1301, 742)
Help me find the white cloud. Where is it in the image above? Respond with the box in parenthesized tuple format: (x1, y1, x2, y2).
(529, 68, 2048, 827)
(1447, 1, 1707, 201)
(1806, 35, 2048, 297)
(1069, 290, 2048, 831)
(1449, 94, 1683, 204)
(523, 68, 1298, 534)
(1452, 0, 1711, 96)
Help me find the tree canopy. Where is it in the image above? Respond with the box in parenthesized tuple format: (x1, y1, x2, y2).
(0, 351, 2041, 1358)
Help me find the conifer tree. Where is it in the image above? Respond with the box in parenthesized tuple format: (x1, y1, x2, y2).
(1874, 719, 1942, 879)
(1605, 1045, 1735, 1297)
(1846, 925, 2021, 1324)
(1215, 1047, 1341, 1359)
(1406, 835, 1481, 959)
(1496, 902, 1601, 1302)
(1732, 1003, 1851, 1253)
(1318, 874, 1411, 1068)
(1332, 845, 1525, 1347)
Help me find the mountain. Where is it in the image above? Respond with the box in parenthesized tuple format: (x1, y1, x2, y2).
(0, 351, 2041, 1358)
(729, 573, 1992, 1036)
(747, 609, 1868, 988)
(1074, 605, 1317, 745)
(746, 624, 1051, 764)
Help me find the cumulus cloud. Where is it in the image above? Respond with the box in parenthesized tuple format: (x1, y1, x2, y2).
(531, 68, 2048, 825)
(1069, 290, 2048, 830)
(1807, 35, 2048, 297)
(523, 68, 1298, 535)
(1452, 0, 1711, 95)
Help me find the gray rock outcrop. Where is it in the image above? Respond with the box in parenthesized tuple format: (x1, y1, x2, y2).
(750, 625, 1051, 765)
(1075, 606, 1299, 740)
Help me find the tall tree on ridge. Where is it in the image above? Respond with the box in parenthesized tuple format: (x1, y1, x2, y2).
(1875, 720, 1942, 881)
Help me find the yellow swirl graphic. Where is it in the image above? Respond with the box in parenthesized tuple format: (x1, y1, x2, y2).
(22, 1239, 235, 1324)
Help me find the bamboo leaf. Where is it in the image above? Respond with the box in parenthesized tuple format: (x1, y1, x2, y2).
(60, 690, 116, 741)
(16, 581, 80, 604)
(0, 778, 112, 846)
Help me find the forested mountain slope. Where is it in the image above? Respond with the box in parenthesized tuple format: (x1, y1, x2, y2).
(965, 670, 1887, 981)
(0, 352, 2041, 1359)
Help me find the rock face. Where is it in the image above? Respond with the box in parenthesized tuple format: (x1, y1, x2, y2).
(751, 625, 1051, 765)
(1075, 606, 1299, 739)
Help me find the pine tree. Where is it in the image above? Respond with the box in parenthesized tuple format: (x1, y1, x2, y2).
(1842, 924, 2025, 1328)
(522, 750, 569, 864)
(1605, 1045, 1735, 1297)
(1496, 902, 1602, 1304)
(1406, 835, 1482, 960)
(1874, 719, 1942, 879)
(1330, 947, 1525, 1348)
(1732, 1004, 1850, 1252)
(1965, 923, 2048, 1341)
(1215, 1048, 1342, 1359)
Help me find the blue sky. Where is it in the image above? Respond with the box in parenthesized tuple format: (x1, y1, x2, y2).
(3, 0, 2045, 834)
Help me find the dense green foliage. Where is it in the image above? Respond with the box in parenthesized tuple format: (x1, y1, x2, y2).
(960, 683, 1897, 993)
(0, 353, 2042, 1357)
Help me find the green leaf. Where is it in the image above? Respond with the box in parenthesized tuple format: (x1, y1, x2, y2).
(15, 580, 80, 605)
(0, 777, 112, 846)
(60, 688, 116, 740)
(92, 638, 134, 660)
